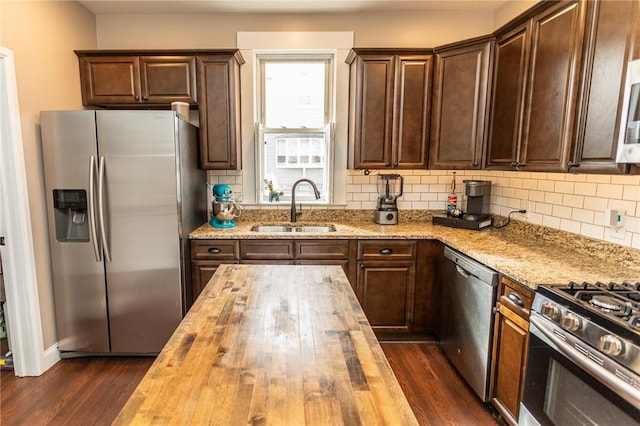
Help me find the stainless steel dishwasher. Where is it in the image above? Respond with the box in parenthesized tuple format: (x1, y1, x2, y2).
(439, 246, 498, 402)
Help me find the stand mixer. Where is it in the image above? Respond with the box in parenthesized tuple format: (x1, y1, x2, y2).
(210, 184, 241, 228)
(374, 174, 404, 225)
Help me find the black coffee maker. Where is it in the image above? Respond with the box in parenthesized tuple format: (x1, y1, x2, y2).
(432, 180, 492, 230)
(462, 180, 491, 221)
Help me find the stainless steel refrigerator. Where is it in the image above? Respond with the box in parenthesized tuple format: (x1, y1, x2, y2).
(40, 110, 205, 355)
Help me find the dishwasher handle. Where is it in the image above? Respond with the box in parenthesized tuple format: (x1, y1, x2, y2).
(455, 265, 471, 279)
(444, 246, 498, 286)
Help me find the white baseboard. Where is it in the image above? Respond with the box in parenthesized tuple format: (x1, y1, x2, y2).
(42, 343, 60, 372)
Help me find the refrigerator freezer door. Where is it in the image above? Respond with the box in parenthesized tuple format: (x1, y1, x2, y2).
(40, 111, 110, 353)
(96, 110, 183, 353)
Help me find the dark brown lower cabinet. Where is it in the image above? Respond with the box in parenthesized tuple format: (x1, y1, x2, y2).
(490, 276, 534, 426)
(356, 240, 417, 335)
(191, 260, 239, 300)
(190, 240, 240, 306)
(357, 261, 416, 333)
(191, 238, 438, 340)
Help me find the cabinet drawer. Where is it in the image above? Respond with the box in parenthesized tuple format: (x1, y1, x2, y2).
(191, 240, 239, 260)
(498, 276, 534, 320)
(295, 240, 351, 260)
(358, 240, 416, 261)
(240, 240, 294, 260)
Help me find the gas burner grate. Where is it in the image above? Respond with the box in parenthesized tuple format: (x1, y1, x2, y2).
(560, 281, 640, 324)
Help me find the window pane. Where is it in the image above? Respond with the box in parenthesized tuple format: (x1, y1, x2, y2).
(264, 62, 326, 128)
(262, 132, 327, 203)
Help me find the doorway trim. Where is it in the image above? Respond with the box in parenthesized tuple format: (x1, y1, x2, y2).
(0, 46, 48, 376)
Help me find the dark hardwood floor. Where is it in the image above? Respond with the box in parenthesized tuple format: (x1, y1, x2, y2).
(1, 343, 500, 425)
(382, 343, 501, 426)
(0, 356, 154, 426)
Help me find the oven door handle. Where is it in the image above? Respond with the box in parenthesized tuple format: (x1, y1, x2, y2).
(530, 314, 640, 410)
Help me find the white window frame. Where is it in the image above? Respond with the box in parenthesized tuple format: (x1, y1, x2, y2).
(237, 32, 353, 207)
(256, 52, 334, 205)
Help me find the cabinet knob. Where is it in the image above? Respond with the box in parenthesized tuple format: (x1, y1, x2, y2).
(207, 247, 222, 254)
(379, 248, 393, 255)
(393, 161, 399, 167)
(492, 307, 499, 314)
(359, 263, 364, 269)
(134, 95, 140, 101)
(567, 161, 580, 169)
(385, 162, 391, 167)
(142, 96, 149, 101)
(473, 161, 479, 167)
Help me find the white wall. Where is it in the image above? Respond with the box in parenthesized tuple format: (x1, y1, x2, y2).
(95, 10, 496, 49)
(1, 0, 97, 349)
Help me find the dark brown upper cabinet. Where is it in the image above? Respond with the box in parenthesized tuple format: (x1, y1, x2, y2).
(571, 0, 639, 174)
(487, 1, 587, 172)
(347, 49, 433, 169)
(196, 52, 244, 170)
(77, 52, 197, 106)
(430, 36, 494, 170)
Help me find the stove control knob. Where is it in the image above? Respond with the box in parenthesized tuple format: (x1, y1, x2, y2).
(560, 312, 582, 332)
(541, 303, 561, 321)
(598, 335, 624, 357)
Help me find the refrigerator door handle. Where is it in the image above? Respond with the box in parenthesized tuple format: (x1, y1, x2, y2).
(98, 156, 112, 262)
(89, 155, 101, 262)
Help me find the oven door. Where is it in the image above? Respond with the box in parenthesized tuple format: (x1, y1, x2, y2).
(519, 313, 640, 425)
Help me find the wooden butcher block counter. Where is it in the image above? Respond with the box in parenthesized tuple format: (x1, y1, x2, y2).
(113, 264, 418, 425)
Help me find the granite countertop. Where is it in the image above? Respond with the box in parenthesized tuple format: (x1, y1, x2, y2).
(189, 210, 640, 290)
(114, 264, 418, 425)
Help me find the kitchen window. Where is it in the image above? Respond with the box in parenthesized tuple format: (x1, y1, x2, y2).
(256, 54, 334, 204)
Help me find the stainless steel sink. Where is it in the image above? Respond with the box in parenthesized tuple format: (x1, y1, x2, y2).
(250, 224, 336, 233)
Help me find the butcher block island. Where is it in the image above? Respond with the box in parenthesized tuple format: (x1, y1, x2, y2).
(114, 264, 418, 425)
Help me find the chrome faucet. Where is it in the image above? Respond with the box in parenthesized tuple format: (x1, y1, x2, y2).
(290, 178, 321, 222)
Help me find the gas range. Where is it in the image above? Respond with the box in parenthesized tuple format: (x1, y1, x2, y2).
(534, 282, 640, 379)
(522, 282, 640, 423)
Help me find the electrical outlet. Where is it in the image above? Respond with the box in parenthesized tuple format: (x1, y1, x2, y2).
(609, 226, 626, 240)
(522, 201, 531, 220)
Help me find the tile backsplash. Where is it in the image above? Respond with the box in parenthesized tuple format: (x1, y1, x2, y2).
(208, 169, 640, 250)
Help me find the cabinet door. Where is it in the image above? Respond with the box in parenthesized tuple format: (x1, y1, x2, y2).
(296, 240, 355, 289)
(394, 55, 432, 169)
(79, 56, 141, 105)
(520, 1, 584, 172)
(357, 261, 415, 333)
(430, 38, 493, 169)
(349, 53, 395, 169)
(487, 24, 528, 169)
(490, 276, 533, 425)
(191, 260, 239, 303)
(490, 305, 529, 425)
(140, 56, 197, 104)
(571, 0, 637, 174)
(197, 54, 242, 170)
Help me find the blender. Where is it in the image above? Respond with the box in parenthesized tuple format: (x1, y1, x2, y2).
(374, 174, 404, 225)
(210, 184, 241, 228)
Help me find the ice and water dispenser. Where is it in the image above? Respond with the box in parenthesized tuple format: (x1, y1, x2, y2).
(52, 189, 89, 242)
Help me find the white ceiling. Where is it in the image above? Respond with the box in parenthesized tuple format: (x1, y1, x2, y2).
(78, 0, 509, 15)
